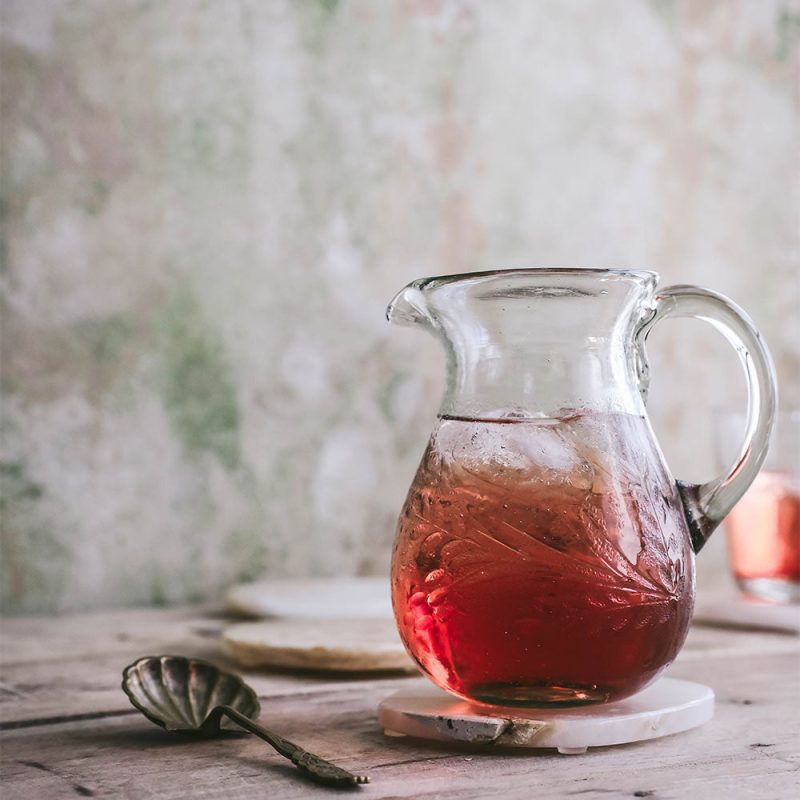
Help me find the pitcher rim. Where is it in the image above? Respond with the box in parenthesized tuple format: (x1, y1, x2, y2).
(411, 267, 658, 289)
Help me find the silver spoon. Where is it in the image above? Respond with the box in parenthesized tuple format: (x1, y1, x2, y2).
(122, 655, 369, 788)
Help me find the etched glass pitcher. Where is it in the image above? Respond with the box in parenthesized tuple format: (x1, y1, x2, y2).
(387, 269, 777, 706)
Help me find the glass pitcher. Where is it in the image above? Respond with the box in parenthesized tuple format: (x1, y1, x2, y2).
(387, 269, 777, 707)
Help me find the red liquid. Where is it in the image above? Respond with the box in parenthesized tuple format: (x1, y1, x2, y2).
(391, 412, 694, 706)
(725, 471, 800, 593)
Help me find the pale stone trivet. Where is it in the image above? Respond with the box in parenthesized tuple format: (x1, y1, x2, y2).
(693, 590, 800, 634)
(225, 577, 392, 620)
(378, 678, 714, 754)
(223, 618, 416, 672)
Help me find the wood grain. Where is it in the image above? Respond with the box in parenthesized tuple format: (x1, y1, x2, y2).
(1, 606, 798, 799)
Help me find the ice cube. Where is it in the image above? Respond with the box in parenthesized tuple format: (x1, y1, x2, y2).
(516, 426, 586, 473)
(433, 416, 595, 488)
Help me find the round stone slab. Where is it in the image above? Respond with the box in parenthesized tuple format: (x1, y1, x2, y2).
(693, 590, 800, 634)
(378, 678, 714, 754)
(225, 577, 392, 620)
(223, 618, 416, 672)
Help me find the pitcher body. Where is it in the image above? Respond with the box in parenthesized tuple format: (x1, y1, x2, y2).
(388, 269, 776, 706)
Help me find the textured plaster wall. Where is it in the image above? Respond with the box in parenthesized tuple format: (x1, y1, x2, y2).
(1, 0, 798, 613)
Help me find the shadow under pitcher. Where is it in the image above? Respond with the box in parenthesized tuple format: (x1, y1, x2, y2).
(387, 268, 777, 707)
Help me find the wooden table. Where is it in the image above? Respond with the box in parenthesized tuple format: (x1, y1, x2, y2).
(1, 605, 798, 799)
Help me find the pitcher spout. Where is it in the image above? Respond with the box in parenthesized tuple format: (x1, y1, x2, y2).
(386, 269, 658, 419)
(386, 283, 434, 328)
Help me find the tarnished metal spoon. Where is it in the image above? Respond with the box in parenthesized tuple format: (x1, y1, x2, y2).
(122, 655, 369, 788)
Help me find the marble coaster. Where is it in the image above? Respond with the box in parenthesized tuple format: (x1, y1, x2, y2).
(225, 577, 392, 620)
(223, 617, 416, 672)
(693, 591, 800, 634)
(378, 678, 714, 754)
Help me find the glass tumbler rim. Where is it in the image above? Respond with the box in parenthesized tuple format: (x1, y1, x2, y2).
(713, 406, 799, 472)
(713, 407, 800, 423)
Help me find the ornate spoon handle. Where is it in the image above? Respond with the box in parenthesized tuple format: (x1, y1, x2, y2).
(216, 705, 370, 788)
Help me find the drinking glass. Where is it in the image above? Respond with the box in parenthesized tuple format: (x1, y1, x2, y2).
(715, 410, 800, 603)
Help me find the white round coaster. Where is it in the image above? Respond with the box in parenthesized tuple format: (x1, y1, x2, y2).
(223, 617, 416, 672)
(378, 678, 714, 754)
(225, 577, 392, 620)
(693, 590, 800, 634)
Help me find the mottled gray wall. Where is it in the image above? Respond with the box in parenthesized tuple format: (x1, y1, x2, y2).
(1, 0, 798, 613)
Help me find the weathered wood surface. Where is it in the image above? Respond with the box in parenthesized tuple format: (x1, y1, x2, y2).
(1, 605, 798, 799)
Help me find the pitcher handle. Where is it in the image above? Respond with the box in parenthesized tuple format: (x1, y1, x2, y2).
(638, 285, 778, 552)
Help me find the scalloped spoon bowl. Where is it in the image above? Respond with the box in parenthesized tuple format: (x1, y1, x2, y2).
(122, 655, 369, 788)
